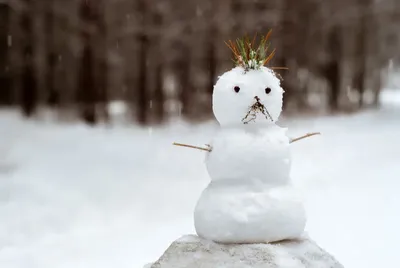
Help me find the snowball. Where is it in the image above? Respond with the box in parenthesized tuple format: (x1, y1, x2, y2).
(194, 181, 306, 244)
(212, 66, 284, 126)
(205, 125, 291, 185)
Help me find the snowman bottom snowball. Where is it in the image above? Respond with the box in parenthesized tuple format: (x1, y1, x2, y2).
(194, 183, 306, 244)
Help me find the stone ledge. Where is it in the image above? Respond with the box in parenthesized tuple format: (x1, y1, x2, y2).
(146, 234, 343, 268)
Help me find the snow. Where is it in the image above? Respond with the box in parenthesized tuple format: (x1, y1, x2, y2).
(205, 125, 291, 183)
(196, 65, 304, 244)
(212, 66, 283, 126)
(148, 234, 343, 268)
(194, 181, 306, 243)
(0, 89, 399, 268)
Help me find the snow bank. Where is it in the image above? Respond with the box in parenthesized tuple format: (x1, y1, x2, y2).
(0, 89, 399, 268)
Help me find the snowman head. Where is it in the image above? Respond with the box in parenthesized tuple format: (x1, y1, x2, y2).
(212, 32, 285, 126)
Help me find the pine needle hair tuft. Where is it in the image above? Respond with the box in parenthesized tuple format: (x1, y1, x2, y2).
(225, 30, 288, 78)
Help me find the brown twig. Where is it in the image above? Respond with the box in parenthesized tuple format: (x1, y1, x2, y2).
(290, 132, 321, 144)
(262, 48, 276, 65)
(173, 132, 320, 153)
(270, 67, 289, 70)
(173, 142, 212, 152)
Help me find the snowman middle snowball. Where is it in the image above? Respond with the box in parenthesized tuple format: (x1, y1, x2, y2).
(193, 66, 306, 244)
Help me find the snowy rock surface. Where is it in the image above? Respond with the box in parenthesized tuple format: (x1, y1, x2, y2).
(148, 235, 344, 268)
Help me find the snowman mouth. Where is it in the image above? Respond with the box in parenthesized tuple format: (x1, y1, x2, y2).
(241, 96, 273, 124)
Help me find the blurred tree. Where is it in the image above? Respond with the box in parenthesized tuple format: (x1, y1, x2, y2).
(135, 0, 149, 125)
(0, 3, 12, 105)
(95, 0, 109, 122)
(278, 0, 298, 110)
(169, 0, 195, 120)
(44, 0, 58, 106)
(77, 0, 97, 125)
(151, 11, 165, 123)
(325, 26, 342, 112)
(353, 0, 368, 108)
(204, 3, 217, 98)
(174, 37, 192, 118)
(20, 0, 38, 117)
(53, 0, 79, 112)
(3, 0, 400, 124)
(206, 27, 217, 98)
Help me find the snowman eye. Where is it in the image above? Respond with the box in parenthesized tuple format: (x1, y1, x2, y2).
(265, 87, 271, 94)
(234, 86, 240, 93)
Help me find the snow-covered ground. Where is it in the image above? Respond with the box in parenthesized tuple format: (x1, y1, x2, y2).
(0, 90, 399, 268)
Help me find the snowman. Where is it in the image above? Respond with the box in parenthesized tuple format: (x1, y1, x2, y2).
(174, 32, 319, 244)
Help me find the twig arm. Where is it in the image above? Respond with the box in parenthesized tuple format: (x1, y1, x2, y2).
(290, 132, 321, 144)
(173, 132, 320, 152)
(173, 142, 212, 152)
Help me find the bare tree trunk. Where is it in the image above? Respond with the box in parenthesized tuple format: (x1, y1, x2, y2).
(354, 67, 366, 108)
(136, 34, 148, 125)
(154, 60, 164, 123)
(175, 41, 192, 118)
(96, 0, 109, 122)
(354, 14, 367, 108)
(372, 70, 381, 108)
(78, 46, 97, 124)
(369, 1, 382, 109)
(77, 0, 97, 125)
(325, 61, 340, 111)
(0, 3, 12, 105)
(325, 27, 341, 112)
(279, 0, 297, 111)
(206, 27, 217, 97)
(45, 0, 58, 106)
(135, 0, 149, 125)
(20, 0, 38, 117)
(152, 12, 164, 123)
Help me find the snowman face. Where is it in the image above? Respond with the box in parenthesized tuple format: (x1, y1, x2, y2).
(212, 66, 284, 126)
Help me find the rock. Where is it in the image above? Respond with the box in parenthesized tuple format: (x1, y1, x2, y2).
(147, 234, 344, 268)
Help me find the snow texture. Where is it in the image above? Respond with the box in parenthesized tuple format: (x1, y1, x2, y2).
(148, 234, 344, 268)
(194, 66, 305, 244)
(205, 125, 291, 182)
(194, 181, 306, 243)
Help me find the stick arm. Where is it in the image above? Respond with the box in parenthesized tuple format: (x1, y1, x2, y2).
(173, 142, 212, 152)
(289, 132, 321, 144)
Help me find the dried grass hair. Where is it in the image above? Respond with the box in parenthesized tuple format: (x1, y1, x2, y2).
(224, 30, 287, 78)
